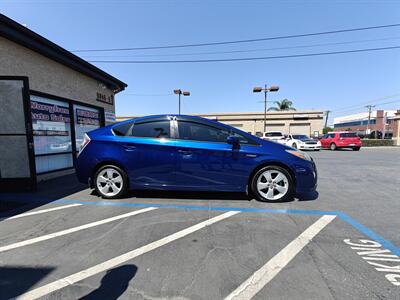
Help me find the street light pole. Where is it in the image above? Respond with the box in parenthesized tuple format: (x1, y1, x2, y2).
(264, 84, 268, 133)
(174, 89, 190, 115)
(253, 84, 279, 134)
(178, 92, 181, 115)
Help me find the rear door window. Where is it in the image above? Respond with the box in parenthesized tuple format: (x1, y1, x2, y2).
(131, 121, 171, 138)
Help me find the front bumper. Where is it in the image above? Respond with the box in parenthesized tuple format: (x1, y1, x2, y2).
(293, 159, 318, 194)
(298, 144, 321, 150)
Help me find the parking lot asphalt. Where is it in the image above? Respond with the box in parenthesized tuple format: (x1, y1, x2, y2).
(0, 148, 399, 299)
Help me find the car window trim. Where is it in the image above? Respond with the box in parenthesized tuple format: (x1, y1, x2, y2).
(175, 120, 260, 146)
(113, 119, 174, 140)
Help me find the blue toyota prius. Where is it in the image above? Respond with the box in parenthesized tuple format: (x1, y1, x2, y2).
(75, 115, 317, 202)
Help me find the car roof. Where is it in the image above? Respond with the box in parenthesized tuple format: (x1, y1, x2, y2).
(115, 114, 234, 130)
(329, 131, 356, 133)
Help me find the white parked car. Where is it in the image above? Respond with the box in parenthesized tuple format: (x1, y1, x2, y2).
(262, 131, 287, 144)
(286, 134, 321, 151)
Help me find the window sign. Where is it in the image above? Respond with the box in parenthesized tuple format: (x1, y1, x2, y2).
(74, 104, 101, 151)
(105, 110, 116, 123)
(30, 95, 73, 173)
(31, 96, 72, 155)
(76, 108, 100, 126)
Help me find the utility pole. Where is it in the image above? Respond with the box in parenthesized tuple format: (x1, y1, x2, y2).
(324, 110, 331, 129)
(366, 105, 375, 137)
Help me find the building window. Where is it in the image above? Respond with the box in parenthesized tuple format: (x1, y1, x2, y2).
(31, 95, 73, 173)
(73, 104, 101, 152)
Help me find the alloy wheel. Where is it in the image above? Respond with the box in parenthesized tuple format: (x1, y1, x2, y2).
(96, 168, 123, 197)
(256, 169, 289, 201)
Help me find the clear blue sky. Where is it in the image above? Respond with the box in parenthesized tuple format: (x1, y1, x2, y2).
(1, 0, 400, 124)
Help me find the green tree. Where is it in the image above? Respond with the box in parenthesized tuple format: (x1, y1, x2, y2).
(267, 99, 296, 111)
(323, 126, 333, 134)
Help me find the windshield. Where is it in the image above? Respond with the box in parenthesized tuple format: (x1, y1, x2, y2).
(292, 135, 309, 140)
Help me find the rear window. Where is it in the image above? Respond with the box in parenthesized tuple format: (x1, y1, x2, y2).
(292, 135, 309, 140)
(340, 132, 358, 138)
(265, 132, 283, 137)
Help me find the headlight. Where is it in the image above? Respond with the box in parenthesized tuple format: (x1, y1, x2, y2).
(286, 149, 312, 161)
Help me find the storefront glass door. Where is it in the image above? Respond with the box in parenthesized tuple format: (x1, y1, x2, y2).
(0, 77, 36, 190)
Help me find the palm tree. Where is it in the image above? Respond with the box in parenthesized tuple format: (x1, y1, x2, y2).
(268, 99, 296, 111)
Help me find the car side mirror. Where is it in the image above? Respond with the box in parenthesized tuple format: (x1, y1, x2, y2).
(227, 135, 240, 149)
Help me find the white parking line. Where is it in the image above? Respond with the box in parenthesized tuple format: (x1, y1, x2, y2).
(0, 204, 83, 221)
(0, 207, 157, 253)
(15, 211, 239, 300)
(225, 214, 336, 300)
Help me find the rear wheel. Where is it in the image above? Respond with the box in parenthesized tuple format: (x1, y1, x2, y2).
(94, 165, 128, 199)
(251, 166, 294, 202)
(353, 147, 360, 151)
(330, 143, 337, 151)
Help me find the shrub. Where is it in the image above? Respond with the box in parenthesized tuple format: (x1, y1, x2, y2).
(361, 139, 394, 147)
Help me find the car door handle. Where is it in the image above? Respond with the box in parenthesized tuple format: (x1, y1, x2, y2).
(178, 149, 192, 155)
(123, 145, 137, 151)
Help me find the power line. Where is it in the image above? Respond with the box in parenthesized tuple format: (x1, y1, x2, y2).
(87, 45, 400, 64)
(332, 94, 400, 113)
(333, 100, 400, 116)
(80, 36, 400, 58)
(72, 23, 400, 52)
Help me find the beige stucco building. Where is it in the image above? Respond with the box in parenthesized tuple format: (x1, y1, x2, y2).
(118, 110, 325, 137)
(0, 14, 126, 190)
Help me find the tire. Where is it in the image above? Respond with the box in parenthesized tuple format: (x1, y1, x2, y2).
(330, 143, 337, 151)
(292, 143, 297, 149)
(353, 147, 360, 151)
(94, 165, 128, 199)
(251, 165, 295, 202)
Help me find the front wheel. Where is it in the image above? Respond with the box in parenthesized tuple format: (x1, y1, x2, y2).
(292, 143, 297, 149)
(353, 147, 360, 151)
(251, 166, 295, 202)
(94, 165, 128, 199)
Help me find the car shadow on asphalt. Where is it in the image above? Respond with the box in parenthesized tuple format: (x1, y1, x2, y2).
(297, 191, 319, 201)
(92, 189, 318, 203)
(79, 265, 137, 300)
(105, 189, 252, 201)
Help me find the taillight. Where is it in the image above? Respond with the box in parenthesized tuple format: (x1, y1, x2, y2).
(78, 133, 91, 156)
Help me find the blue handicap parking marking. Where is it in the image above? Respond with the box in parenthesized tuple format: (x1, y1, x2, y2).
(1, 197, 398, 257)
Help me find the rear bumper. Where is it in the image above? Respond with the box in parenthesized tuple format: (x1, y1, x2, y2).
(336, 140, 362, 148)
